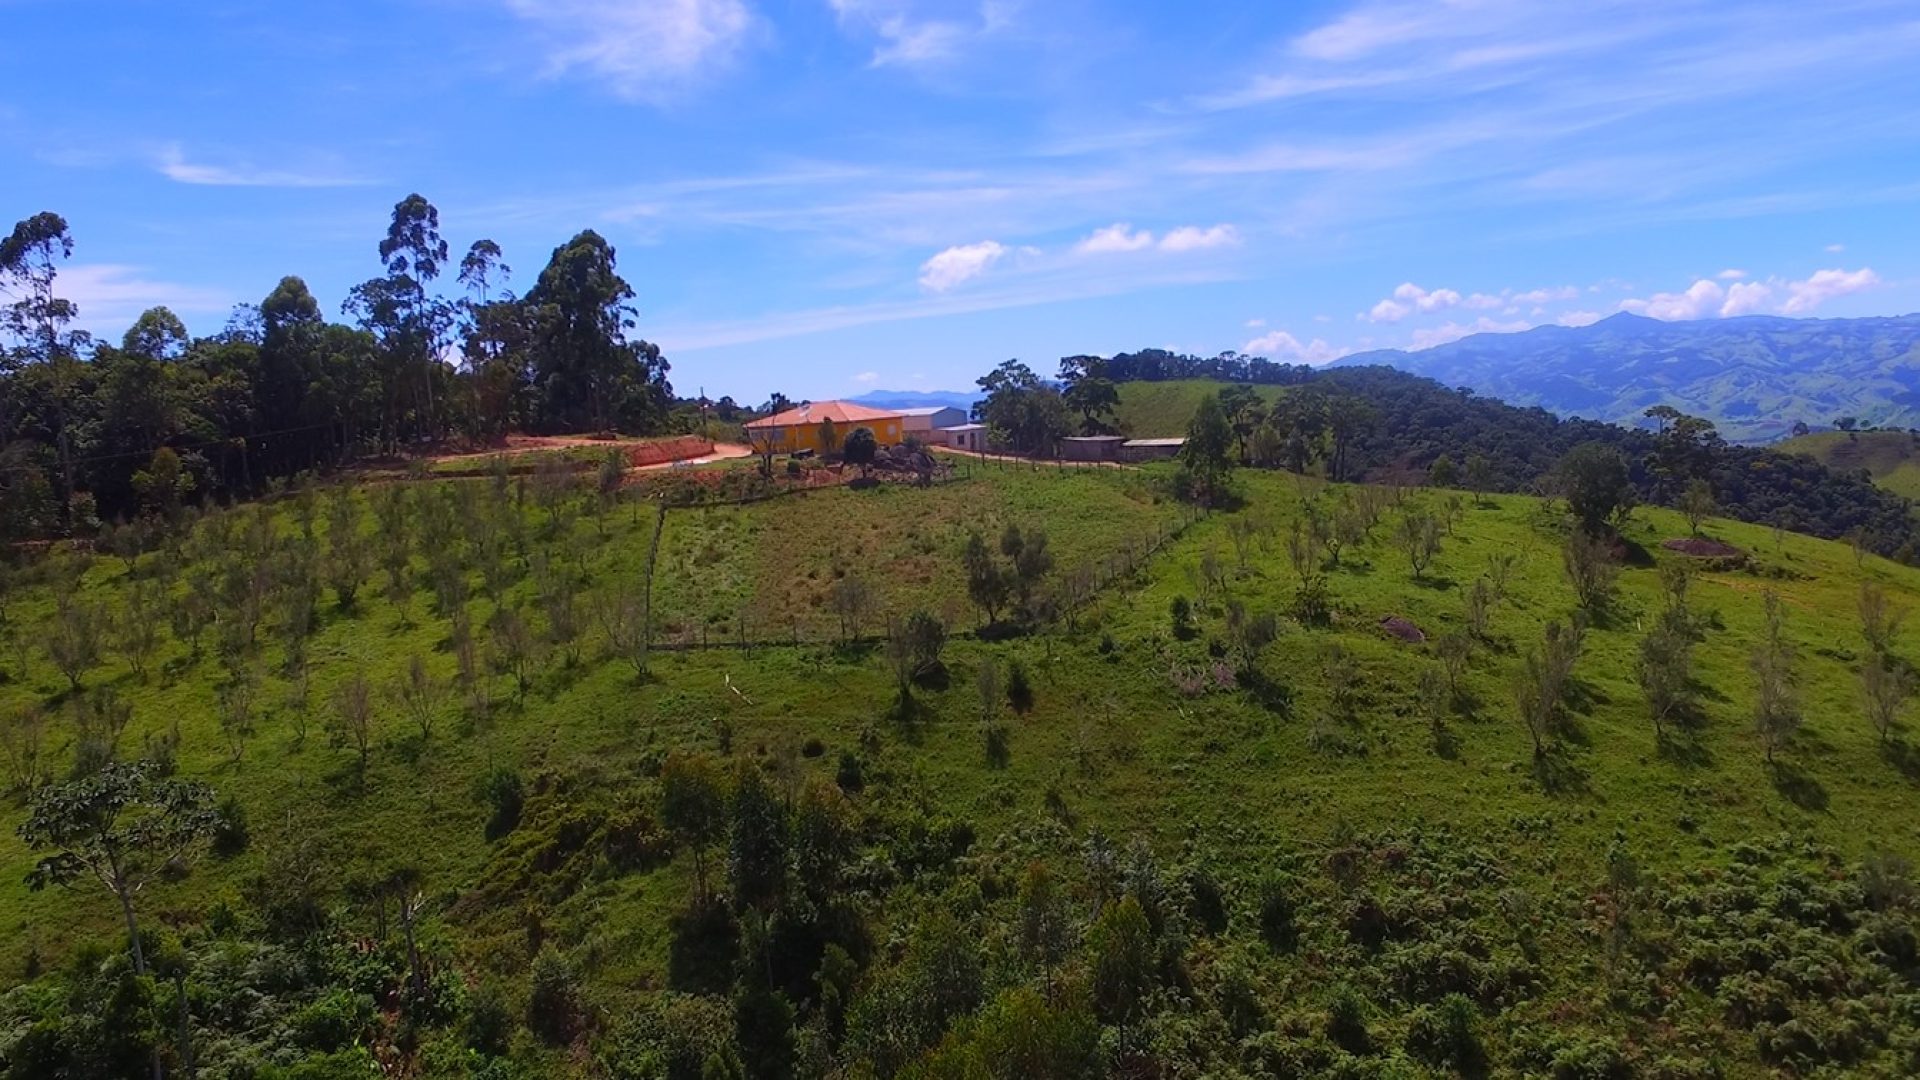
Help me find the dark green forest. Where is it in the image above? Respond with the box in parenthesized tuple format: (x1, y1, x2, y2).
(0, 199, 678, 541)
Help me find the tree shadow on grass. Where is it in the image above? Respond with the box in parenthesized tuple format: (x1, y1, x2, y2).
(1879, 738, 1920, 782)
(1770, 760, 1830, 812)
(1656, 726, 1714, 770)
(1411, 575, 1457, 592)
(1532, 745, 1591, 796)
(1242, 670, 1294, 715)
(1431, 723, 1462, 761)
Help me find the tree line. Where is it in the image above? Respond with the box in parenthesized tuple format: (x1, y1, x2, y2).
(0, 197, 678, 542)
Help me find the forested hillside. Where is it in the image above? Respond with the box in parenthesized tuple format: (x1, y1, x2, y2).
(1330, 311, 1920, 443)
(1088, 354, 1916, 557)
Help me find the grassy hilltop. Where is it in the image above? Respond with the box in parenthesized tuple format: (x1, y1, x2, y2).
(2, 459, 1919, 1077)
(1777, 429, 1920, 501)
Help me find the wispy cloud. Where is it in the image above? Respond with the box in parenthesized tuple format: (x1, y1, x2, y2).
(155, 144, 370, 188)
(828, 0, 1013, 68)
(56, 264, 235, 334)
(501, 0, 758, 102)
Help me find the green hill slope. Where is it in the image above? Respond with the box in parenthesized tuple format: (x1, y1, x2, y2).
(1777, 428, 1920, 500)
(1114, 378, 1284, 437)
(2, 464, 1918, 1076)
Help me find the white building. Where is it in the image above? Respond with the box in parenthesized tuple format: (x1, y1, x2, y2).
(897, 405, 969, 437)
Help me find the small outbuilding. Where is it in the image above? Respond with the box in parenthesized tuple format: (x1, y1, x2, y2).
(1060, 435, 1126, 462)
(934, 423, 987, 452)
(1119, 437, 1185, 462)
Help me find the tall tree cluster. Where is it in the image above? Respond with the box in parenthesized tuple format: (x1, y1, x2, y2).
(0, 198, 674, 540)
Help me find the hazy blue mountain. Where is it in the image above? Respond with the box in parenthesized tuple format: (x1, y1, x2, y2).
(846, 389, 984, 411)
(1331, 312, 1920, 442)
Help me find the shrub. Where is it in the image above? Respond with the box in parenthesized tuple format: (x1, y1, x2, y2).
(835, 751, 865, 793)
(1258, 873, 1299, 953)
(1404, 994, 1482, 1072)
(1007, 660, 1034, 714)
(527, 946, 583, 1046)
(465, 983, 515, 1056)
(1325, 983, 1371, 1055)
(474, 765, 525, 841)
(291, 990, 376, 1052)
(212, 793, 250, 858)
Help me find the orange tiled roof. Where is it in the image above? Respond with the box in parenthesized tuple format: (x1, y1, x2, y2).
(743, 401, 906, 428)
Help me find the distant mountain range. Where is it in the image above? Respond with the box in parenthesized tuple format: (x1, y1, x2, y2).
(846, 389, 983, 411)
(1333, 312, 1920, 443)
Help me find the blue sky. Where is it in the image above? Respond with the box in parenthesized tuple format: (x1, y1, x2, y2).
(4, 0, 1919, 402)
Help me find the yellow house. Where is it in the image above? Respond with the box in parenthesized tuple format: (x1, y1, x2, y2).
(744, 401, 907, 454)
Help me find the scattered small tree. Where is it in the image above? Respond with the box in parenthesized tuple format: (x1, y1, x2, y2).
(1177, 395, 1235, 507)
(594, 582, 652, 678)
(829, 574, 878, 643)
(1863, 651, 1911, 748)
(1637, 618, 1693, 744)
(1427, 455, 1458, 488)
(1680, 478, 1715, 536)
(1751, 590, 1800, 765)
(18, 761, 217, 975)
(46, 595, 102, 691)
(329, 675, 377, 779)
(1, 704, 48, 794)
(113, 580, 162, 682)
(1464, 453, 1494, 506)
(963, 531, 1010, 625)
(1860, 582, 1905, 656)
(1396, 508, 1441, 578)
(1563, 529, 1619, 613)
(218, 675, 257, 763)
(395, 653, 447, 741)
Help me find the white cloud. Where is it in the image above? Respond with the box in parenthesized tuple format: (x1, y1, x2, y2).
(1243, 328, 1348, 365)
(1369, 282, 1460, 322)
(154, 144, 367, 188)
(917, 240, 1008, 291)
(1075, 223, 1155, 254)
(1245, 317, 1267, 328)
(1620, 278, 1725, 320)
(1719, 280, 1773, 316)
(1462, 293, 1505, 309)
(1825, 243, 1846, 253)
(1158, 224, 1241, 252)
(851, 370, 880, 384)
(1780, 267, 1879, 314)
(1557, 310, 1602, 327)
(1618, 267, 1880, 320)
(502, 0, 757, 102)
(1717, 268, 1747, 280)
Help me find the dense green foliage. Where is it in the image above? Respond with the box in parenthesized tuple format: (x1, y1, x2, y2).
(0, 202, 681, 542)
(2, 452, 1919, 1076)
(1107, 363, 1918, 555)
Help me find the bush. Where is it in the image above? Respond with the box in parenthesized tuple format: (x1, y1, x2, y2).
(212, 793, 250, 858)
(465, 983, 515, 1056)
(527, 947, 583, 1046)
(291, 990, 375, 1052)
(1170, 596, 1196, 640)
(1404, 994, 1482, 1072)
(475, 765, 525, 841)
(1007, 660, 1034, 714)
(1325, 983, 1371, 1055)
(835, 751, 865, 793)
(1258, 873, 1299, 952)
